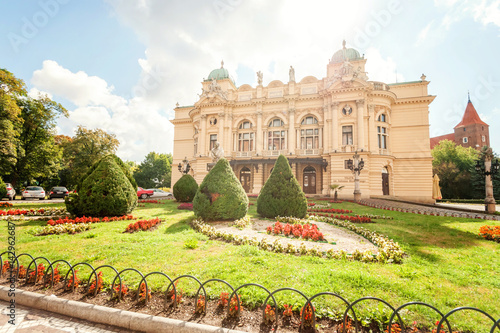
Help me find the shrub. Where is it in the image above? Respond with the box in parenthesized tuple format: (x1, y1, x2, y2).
(173, 174, 198, 202)
(65, 154, 138, 217)
(0, 177, 7, 199)
(257, 154, 307, 218)
(193, 158, 248, 221)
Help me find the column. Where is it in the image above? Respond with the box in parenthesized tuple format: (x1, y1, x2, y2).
(218, 112, 225, 149)
(331, 102, 339, 150)
(288, 108, 296, 154)
(324, 104, 331, 152)
(356, 100, 365, 151)
(368, 105, 376, 153)
(200, 115, 207, 156)
(225, 112, 233, 154)
(256, 107, 263, 155)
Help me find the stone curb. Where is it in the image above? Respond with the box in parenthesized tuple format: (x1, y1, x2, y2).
(0, 286, 246, 333)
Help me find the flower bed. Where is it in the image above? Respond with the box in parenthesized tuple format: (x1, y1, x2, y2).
(191, 217, 402, 263)
(309, 213, 373, 223)
(36, 223, 92, 236)
(266, 221, 324, 241)
(308, 208, 353, 214)
(177, 203, 193, 210)
(47, 215, 135, 226)
(125, 217, 162, 232)
(0, 202, 13, 208)
(309, 215, 404, 263)
(0, 207, 67, 217)
(479, 225, 500, 242)
(138, 199, 169, 204)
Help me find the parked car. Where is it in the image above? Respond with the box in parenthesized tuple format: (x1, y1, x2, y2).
(22, 186, 46, 200)
(5, 183, 16, 200)
(146, 189, 173, 198)
(48, 186, 69, 199)
(137, 187, 154, 199)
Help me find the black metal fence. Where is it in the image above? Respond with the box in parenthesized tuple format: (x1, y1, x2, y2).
(1, 251, 499, 333)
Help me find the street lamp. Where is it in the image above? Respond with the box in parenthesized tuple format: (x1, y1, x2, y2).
(178, 156, 191, 175)
(475, 147, 499, 214)
(347, 151, 364, 202)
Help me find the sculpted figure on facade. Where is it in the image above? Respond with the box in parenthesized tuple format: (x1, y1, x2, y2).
(257, 71, 263, 85)
(210, 141, 224, 162)
(289, 66, 295, 82)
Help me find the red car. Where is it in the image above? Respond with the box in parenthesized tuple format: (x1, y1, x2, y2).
(137, 187, 154, 199)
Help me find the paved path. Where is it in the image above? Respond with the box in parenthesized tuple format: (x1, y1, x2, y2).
(360, 198, 500, 220)
(436, 202, 500, 213)
(0, 300, 137, 333)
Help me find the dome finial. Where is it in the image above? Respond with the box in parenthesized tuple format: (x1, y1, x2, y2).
(342, 40, 346, 49)
(221, 60, 224, 68)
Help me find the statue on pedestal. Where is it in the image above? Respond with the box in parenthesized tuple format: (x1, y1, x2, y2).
(289, 66, 295, 82)
(210, 141, 224, 162)
(257, 71, 263, 85)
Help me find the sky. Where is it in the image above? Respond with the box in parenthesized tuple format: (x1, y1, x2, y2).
(1, 0, 499, 163)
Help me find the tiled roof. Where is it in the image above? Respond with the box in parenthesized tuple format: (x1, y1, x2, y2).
(430, 133, 455, 149)
(454, 101, 488, 128)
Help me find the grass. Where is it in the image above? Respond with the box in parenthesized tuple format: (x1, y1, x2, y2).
(1, 198, 499, 332)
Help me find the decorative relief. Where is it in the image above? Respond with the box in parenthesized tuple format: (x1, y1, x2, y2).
(356, 99, 365, 107)
(201, 79, 228, 100)
(238, 94, 252, 101)
(268, 90, 284, 98)
(301, 86, 317, 95)
(342, 104, 353, 116)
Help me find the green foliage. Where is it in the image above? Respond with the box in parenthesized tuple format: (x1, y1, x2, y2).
(65, 154, 137, 217)
(0, 177, 7, 199)
(193, 158, 248, 221)
(257, 155, 307, 218)
(431, 140, 479, 199)
(173, 174, 198, 202)
(62, 126, 120, 188)
(470, 147, 500, 200)
(4, 94, 67, 188)
(133, 152, 172, 188)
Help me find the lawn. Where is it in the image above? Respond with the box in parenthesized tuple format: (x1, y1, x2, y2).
(1, 198, 499, 332)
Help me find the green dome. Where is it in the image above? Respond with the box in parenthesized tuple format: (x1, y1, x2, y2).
(205, 61, 233, 82)
(331, 41, 362, 63)
(207, 67, 230, 81)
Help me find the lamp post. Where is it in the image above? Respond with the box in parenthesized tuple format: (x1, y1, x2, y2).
(347, 151, 364, 202)
(177, 156, 191, 175)
(475, 147, 499, 214)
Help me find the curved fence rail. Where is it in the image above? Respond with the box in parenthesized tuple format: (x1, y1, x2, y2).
(0, 252, 499, 332)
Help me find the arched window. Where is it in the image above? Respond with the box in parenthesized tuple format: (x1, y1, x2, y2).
(300, 116, 320, 150)
(267, 118, 286, 151)
(377, 114, 386, 122)
(238, 120, 254, 152)
(301, 116, 318, 125)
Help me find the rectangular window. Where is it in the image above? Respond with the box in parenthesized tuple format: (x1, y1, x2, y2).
(239, 133, 254, 151)
(463, 137, 468, 143)
(194, 138, 198, 156)
(482, 135, 486, 142)
(378, 126, 387, 149)
(210, 134, 217, 150)
(342, 126, 353, 145)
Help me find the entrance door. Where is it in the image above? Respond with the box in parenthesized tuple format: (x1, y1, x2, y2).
(303, 166, 316, 194)
(240, 167, 251, 193)
(382, 169, 389, 195)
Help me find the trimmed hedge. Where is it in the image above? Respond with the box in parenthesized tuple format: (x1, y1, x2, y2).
(65, 154, 137, 217)
(257, 154, 307, 218)
(193, 158, 248, 221)
(0, 177, 7, 199)
(173, 174, 198, 202)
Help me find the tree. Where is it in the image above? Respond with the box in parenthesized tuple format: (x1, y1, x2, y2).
(470, 147, 500, 200)
(65, 154, 137, 217)
(257, 155, 307, 218)
(173, 174, 198, 202)
(431, 140, 479, 199)
(62, 126, 119, 187)
(0, 69, 26, 177)
(193, 158, 248, 221)
(133, 152, 172, 188)
(5, 93, 67, 188)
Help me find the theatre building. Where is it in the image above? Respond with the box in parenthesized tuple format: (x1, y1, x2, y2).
(171, 42, 435, 203)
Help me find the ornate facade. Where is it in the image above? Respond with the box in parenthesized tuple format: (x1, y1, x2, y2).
(171, 42, 435, 203)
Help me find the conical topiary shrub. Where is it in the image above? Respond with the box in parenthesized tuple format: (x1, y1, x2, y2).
(0, 177, 7, 200)
(173, 174, 198, 202)
(65, 154, 137, 217)
(257, 154, 307, 218)
(193, 158, 248, 221)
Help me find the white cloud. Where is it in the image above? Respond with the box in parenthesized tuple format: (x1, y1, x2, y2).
(415, 20, 435, 46)
(364, 48, 404, 83)
(435, 0, 500, 29)
(30, 60, 173, 162)
(28, 87, 52, 99)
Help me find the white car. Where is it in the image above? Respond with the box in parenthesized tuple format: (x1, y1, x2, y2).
(5, 183, 16, 200)
(147, 189, 173, 198)
(22, 186, 46, 200)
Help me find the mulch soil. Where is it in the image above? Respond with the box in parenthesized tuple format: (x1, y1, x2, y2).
(0, 278, 357, 333)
